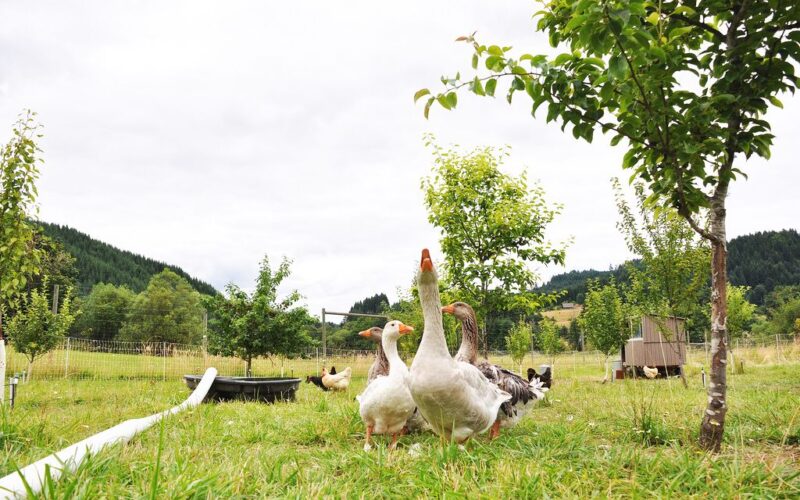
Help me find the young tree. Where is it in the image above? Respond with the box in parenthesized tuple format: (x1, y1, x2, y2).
(422, 139, 566, 354)
(419, 0, 799, 452)
(580, 281, 628, 382)
(119, 269, 204, 344)
(726, 285, 756, 338)
(7, 286, 75, 381)
(205, 256, 313, 376)
(614, 179, 710, 326)
(537, 317, 565, 369)
(1, 112, 44, 312)
(505, 319, 533, 374)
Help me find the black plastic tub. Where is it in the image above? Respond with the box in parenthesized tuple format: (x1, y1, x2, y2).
(184, 375, 301, 403)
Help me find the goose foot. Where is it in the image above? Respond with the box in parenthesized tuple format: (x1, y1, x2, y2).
(364, 424, 374, 451)
(490, 420, 501, 440)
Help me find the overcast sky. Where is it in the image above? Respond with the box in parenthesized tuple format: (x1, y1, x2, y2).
(1, 1, 798, 318)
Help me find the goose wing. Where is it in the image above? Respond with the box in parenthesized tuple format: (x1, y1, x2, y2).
(476, 361, 547, 417)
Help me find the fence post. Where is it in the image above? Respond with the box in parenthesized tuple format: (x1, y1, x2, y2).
(64, 338, 71, 378)
(162, 341, 167, 381)
(202, 335, 208, 369)
(776, 334, 781, 361)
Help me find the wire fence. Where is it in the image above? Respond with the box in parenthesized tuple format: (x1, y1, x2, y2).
(3, 334, 798, 382)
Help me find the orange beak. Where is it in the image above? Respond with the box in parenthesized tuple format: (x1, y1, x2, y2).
(441, 304, 455, 315)
(358, 329, 371, 338)
(398, 323, 414, 335)
(420, 248, 433, 272)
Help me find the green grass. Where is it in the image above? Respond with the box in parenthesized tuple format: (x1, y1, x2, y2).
(3, 362, 799, 497)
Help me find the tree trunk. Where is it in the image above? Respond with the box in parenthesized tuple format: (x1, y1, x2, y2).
(699, 206, 728, 452)
(602, 355, 609, 383)
(246, 357, 252, 378)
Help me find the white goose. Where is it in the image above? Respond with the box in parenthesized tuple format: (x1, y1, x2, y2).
(443, 301, 548, 438)
(408, 249, 511, 443)
(356, 320, 417, 451)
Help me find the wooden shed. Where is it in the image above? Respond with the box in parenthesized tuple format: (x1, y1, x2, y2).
(622, 315, 686, 373)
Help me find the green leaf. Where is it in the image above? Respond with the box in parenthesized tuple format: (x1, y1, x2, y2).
(485, 79, 497, 97)
(423, 97, 434, 119)
(487, 45, 504, 56)
(485, 56, 504, 71)
(437, 95, 451, 110)
(554, 53, 573, 66)
(672, 5, 696, 17)
(668, 27, 693, 40)
(472, 77, 485, 96)
(446, 92, 458, 109)
(649, 46, 666, 61)
(414, 89, 431, 103)
(609, 55, 627, 80)
(646, 12, 660, 25)
(768, 96, 783, 109)
(565, 14, 588, 32)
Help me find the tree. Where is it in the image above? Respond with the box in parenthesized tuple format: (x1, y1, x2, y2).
(205, 256, 313, 376)
(613, 178, 710, 339)
(1, 112, 44, 313)
(119, 269, 204, 344)
(422, 139, 566, 353)
(72, 283, 136, 340)
(567, 317, 583, 351)
(505, 319, 532, 374)
(537, 317, 565, 368)
(7, 285, 75, 381)
(580, 281, 628, 382)
(752, 286, 800, 336)
(726, 285, 756, 338)
(419, 0, 799, 452)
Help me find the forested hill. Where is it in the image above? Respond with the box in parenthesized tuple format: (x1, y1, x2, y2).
(728, 229, 800, 305)
(38, 222, 217, 296)
(537, 229, 800, 305)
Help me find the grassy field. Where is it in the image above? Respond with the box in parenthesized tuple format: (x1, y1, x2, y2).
(2, 357, 798, 497)
(541, 306, 583, 327)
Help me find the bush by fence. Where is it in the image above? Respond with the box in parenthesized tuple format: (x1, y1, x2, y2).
(3, 335, 798, 381)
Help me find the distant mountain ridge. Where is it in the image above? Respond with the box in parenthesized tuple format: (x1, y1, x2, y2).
(536, 229, 800, 305)
(38, 221, 217, 296)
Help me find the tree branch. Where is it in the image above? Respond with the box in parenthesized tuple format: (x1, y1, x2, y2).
(604, 8, 667, 150)
(671, 14, 725, 41)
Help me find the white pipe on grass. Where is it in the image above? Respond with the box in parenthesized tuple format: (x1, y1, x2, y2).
(0, 367, 217, 499)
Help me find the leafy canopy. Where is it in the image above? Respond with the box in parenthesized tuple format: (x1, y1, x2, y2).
(537, 317, 566, 359)
(205, 256, 313, 370)
(1, 111, 44, 311)
(505, 319, 533, 369)
(422, 138, 565, 347)
(418, 0, 799, 228)
(725, 284, 756, 338)
(119, 269, 205, 344)
(7, 283, 75, 365)
(580, 279, 629, 356)
(72, 283, 136, 340)
(613, 178, 709, 335)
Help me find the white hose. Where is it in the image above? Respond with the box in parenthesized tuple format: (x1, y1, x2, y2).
(0, 367, 217, 499)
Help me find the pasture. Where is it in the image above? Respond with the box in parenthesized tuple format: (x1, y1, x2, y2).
(2, 348, 799, 497)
